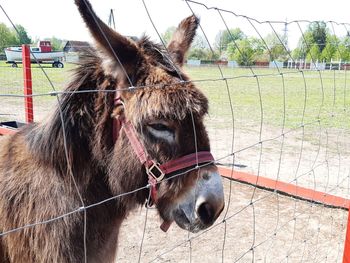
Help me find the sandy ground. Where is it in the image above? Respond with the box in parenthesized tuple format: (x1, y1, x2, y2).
(116, 179, 347, 262)
(206, 113, 350, 200)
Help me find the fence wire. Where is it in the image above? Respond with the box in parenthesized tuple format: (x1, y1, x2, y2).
(0, 0, 350, 262)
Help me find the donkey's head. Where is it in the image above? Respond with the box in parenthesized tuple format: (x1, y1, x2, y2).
(75, 0, 224, 232)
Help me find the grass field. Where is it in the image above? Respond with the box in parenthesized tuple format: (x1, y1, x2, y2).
(1, 61, 350, 131)
(188, 66, 350, 130)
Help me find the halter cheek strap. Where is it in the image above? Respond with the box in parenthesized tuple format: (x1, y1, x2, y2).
(119, 119, 214, 204)
(112, 96, 214, 231)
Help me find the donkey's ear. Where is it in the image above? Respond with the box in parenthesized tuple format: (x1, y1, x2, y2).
(75, 0, 141, 81)
(167, 15, 199, 67)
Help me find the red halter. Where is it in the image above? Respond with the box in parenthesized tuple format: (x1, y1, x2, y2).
(112, 96, 214, 230)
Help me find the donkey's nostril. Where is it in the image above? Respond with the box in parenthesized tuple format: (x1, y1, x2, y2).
(202, 172, 210, 180)
(197, 202, 215, 225)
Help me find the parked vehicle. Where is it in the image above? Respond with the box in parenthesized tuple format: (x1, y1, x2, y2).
(4, 41, 64, 68)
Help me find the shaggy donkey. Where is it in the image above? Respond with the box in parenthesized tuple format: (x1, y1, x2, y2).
(0, 0, 224, 262)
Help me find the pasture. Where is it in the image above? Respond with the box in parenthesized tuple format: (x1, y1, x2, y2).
(2, 61, 349, 129)
(1, 62, 349, 261)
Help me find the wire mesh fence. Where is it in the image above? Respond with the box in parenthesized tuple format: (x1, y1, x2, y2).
(0, 0, 350, 262)
(0, 61, 24, 123)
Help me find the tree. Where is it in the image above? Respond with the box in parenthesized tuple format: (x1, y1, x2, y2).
(291, 47, 302, 60)
(229, 38, 256, 66)
(226, 37, 264, 64)
(214, 28, 245, 55)
(187, 48, 207, 60)
(336, 43, 350, 61)
(0, 23, 32, 54)
(308, 21, 328, 52)
(320, 35, 339, 61)
(187, 48, 219, 60)
(293, 21, 329, 60)
(336, 36, 350, 61)
(0, 23, 18, 53)
(15, 24, 31, 44)
(321, 42, 337, 61)
(293, 40, 308, 59)
(250, 37, 265, 55)
(226, 42, 237, 60)
(306, 45, 321, 61)
(294, 32, 342, 62)
(52, 38, 62, 51)
(263, 33, 288, 61)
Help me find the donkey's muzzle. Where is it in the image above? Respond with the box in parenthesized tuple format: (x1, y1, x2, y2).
(175, 167, 225, 232)
(195, 168, 225, 226)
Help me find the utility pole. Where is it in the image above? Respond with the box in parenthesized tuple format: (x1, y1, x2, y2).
(282, 19, 288, 48)
(108, 9, 116, 30)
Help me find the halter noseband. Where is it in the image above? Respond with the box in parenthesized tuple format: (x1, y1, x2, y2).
(112, 96, 214, 230)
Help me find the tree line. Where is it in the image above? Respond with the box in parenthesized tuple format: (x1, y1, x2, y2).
(0, 23, 31, 52)
(0, 23, 64, 54)
(1, 22, 349, 66)
(163, 21, 350, 66)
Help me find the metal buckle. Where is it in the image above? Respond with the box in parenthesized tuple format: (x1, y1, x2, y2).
(146, 161, 165, 182)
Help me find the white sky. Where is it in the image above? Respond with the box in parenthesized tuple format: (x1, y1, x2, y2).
(1, 0, 350, 49)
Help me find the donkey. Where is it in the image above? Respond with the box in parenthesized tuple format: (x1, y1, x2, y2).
(0, 0, 224, 262)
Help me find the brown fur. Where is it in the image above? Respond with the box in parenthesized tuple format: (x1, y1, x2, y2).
(0, 1, 213, 262)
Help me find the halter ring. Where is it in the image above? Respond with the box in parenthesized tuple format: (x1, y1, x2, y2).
(146, 161, 165, 182)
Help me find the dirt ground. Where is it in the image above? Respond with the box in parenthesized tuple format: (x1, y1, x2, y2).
(206, 112, 350, 201)
(116, 179, 347, 262)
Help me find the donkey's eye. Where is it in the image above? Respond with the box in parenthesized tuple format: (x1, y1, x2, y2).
(149, 123, 170, 132)
(146, 122, 175, 144)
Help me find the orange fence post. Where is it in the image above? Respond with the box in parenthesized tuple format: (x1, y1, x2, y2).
(22, 44, 33, 123)
(343, 208, 350, 262)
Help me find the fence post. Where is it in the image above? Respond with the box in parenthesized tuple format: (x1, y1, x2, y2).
(22, 44, 33, 123)
(343, 208, 350, 262)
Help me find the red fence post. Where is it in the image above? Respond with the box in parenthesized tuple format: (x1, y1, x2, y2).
(22, 44, 33, 123)
(343, 208, 350, 262)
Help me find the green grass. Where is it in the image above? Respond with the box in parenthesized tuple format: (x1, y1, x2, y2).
(184, 66, 350, 130)
(1, 61, 349, 130)
(0, 60, 76, 95)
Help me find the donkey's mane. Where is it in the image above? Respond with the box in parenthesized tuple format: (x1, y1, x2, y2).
(23, 48, 114, 176)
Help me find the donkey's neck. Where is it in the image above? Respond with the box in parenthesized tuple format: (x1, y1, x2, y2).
(25, 54, 116, 182)
(24, 52, 147, 210)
